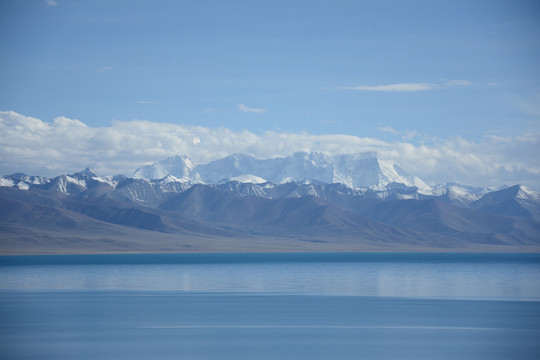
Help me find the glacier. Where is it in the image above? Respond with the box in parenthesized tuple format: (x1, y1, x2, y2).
(132, 151, 432, 192)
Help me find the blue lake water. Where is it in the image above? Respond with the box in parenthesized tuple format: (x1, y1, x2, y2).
(1, 252, 540, 359)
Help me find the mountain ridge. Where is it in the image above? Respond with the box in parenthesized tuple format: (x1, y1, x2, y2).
(131, 152, 432, 191)
(1, 153, 540, 254)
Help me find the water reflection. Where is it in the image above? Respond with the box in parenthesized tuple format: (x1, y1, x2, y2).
(1, 258, 539, 300)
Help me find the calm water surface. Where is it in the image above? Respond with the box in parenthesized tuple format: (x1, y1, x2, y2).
(1, 252, 539, 359)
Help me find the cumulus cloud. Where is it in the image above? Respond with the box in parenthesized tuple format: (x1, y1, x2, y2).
(237, 104, 267, 113)
(45, 0, 58, 6)
(342, 83, 437, 92)
(1, 110, 539, 189)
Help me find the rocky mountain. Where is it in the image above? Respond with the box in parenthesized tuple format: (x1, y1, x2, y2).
(1, 152, 540, 254)
(470, 184, 540, 218)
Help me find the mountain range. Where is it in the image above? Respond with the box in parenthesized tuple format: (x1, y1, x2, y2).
(1, 152, 539, 254)
(133, 152, 431, 191)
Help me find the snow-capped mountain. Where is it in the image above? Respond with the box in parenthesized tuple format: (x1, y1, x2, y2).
(134, 151, 431, 192)
(0, 173, 50, 190)
(470, 184, 540, 218)
(428, 182, 495, 207)
(133, 154, 200, 183)
(3, 152, 539, 213)
(32, 167, 123, 196)
(2, 159, 540, 254)
(112, 176, 192, 207)
(2, 152, 532, 208)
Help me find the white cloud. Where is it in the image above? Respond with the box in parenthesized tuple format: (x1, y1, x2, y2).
(377, 127, 420, 141)
(342, 83, 437, 92)
(341, 80, 474, 92)
(401, 130, 419, 141)
(237, 104, 267, 113)
(1, 110, 539, 189)
(45, 0, 58, 6)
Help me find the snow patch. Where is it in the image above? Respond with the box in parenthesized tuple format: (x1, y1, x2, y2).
(229, 174, 268, 184)
(517, 185, 540, 201)
(0, 178, 15, 187)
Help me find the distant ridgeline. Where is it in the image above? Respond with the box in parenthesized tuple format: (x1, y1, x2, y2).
(1, 152, 540, 254)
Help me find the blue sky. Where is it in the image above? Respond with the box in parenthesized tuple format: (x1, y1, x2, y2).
(1, 0, 539, 188)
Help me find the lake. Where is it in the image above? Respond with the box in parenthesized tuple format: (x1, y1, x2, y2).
(1, 252, 539, 360)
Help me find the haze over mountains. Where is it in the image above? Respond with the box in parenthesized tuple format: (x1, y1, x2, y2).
(1, 152, 539, 254)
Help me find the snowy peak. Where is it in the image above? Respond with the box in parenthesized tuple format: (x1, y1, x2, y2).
(4, 154, 537, 212)
(270, 152, 333, 184)
(73, 167, 99, 179)
(47, 174, 87, 195)
(0, 173, 50, 190)
(130, 151, 434, 190)
(0, 167, 120, 195)
(329, 153, 428, 190)
(475, 184, 538, 204)
(133, 154, 199, 182)
(471, 184, 540, 218)
(515, 185, 540, 202)
(391, 164, 431, 192)
(195, 151, 332, 185)
(194, 151, 429, 190)
(229, 174, 268, 184)
(429, 182, 505, 207)
(158, 174, 185, 184)
(195, 153, 262, 184)
(68, 167, 123, 190)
